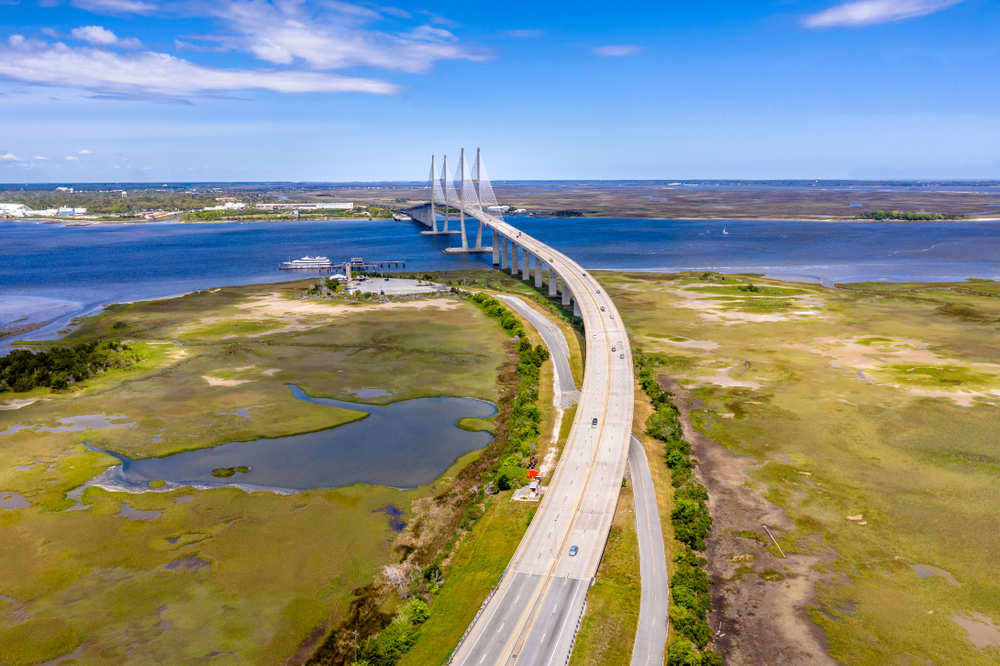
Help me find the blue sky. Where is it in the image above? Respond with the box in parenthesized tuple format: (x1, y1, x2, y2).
(1, 0, 998, 182)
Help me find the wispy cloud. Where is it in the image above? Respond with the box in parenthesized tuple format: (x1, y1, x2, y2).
(0, 36, 398, 98)
(70, 0, 157, 15)
(0, 152, 18, 161)
(66, 155, 79, 161)
(35, 155, 49, 160)
(805, 0, 964, 27)
(592, 44, 643, 57)
(508, 29, 543, 38)
(79, 149, 93, 154)
(199, 2, 487, 74)
(71, 25, 142, 47)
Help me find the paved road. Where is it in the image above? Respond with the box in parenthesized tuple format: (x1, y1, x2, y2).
(494, 295, 580, 407)
(451, 212, 634, 666)
(497, 297, 668, 666)
(629, 434, 669, 666)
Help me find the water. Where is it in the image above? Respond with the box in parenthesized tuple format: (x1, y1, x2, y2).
(89, 384, 496, 491)
(3, 217, 999, 349)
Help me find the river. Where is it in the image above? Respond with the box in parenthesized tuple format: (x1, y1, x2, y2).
(2, 217, 999, 349)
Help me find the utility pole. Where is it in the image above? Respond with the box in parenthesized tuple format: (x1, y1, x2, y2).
(353, 628, 359, 664)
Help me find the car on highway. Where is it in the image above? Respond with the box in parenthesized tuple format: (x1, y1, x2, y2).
(620, 353, 625, 359)
(600, 306, 605, 311)
(568, 545, 578, 557)
(610, 314, 615, 319)
(592, 417, 598, 426)
(611, 346, 616, 352)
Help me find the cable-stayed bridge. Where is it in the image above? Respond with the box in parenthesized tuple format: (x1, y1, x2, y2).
(407, 150, 653, 666)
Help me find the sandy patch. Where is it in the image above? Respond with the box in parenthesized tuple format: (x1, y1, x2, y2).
(0, 398, 43, 410)
(654, 336, 719, 351)
(667, 287, 825, 325)
(262, 368, 282, 376)
(954, 612, 1000, 649)
(202, 375, 254, 387)
(234, 365, 256, 371)
(688, 363, 762, 390)
(788, 336, 1000, 406)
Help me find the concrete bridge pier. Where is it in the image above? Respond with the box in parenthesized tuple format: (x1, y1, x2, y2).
(475, 220, 484, 250)
(549, 269, 558, 297)
(492, 230, 500, 265)
(573, 298, 581, 317)
(562, 284, 572, 307)
(522, 250, 530, 280)
(536, 260, 544, 288)
(511, 243, 519, 275)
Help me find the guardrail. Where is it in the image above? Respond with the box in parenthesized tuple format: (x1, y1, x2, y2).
(446, 566, 510, 664)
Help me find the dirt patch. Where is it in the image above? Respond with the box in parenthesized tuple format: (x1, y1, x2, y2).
(662, 377, 841, 666)
(202, 375, 254, 386)
(668, 288, 825, 325)
(953, 612, 1000, 649)
(0, 398, 44, 410)
(262, 368, 283, 376)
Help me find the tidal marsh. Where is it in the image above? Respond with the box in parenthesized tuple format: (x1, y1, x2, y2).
(605, 272, 1000, 665)
(0, 279, 510, 665)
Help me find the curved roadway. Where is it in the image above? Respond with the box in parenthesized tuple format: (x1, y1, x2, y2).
(450, 212, 635, 666)
(493, 296, 668, 666)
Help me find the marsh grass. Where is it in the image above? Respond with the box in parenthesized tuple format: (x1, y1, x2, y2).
(0, 278, 512, 665)
(603, 271, 1000, 666)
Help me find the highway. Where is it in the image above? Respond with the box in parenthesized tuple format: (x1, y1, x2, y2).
(628, 434, 669, 666)
(494, 297, 668, 666)
(450, 212, 635, 666)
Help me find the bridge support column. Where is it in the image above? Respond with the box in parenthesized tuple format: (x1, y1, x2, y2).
(522, 251, 530, 280)
(573, 298, 581, 317)
(511, 243, 518, 275)
(535, 260, 544, 288)
(492, 230, 500, 265)
(549, 269, 558, 297)
(459, 215, 469, 251)
(500, 236, 507, 269)
(562, 284, 571, 307)
(475, 220, 483, 250)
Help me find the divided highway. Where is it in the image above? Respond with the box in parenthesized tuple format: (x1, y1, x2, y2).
(450, 213, 636, 666)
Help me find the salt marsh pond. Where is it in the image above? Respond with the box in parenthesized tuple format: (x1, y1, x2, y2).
(95, 385, 496, 492)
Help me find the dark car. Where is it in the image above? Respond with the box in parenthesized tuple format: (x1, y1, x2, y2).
(592, 417, 598, 426)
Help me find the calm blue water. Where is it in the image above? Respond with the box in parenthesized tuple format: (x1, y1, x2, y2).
(2, 217, 999, 348)
(92, 385, 497, 491)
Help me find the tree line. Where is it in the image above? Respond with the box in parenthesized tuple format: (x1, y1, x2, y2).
(636, 352, 722, 666)
(0, 340, 141, 393)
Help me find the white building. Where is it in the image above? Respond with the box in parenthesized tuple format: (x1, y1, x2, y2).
(202, 201, 247, 211)
(0, 203, 31, 217)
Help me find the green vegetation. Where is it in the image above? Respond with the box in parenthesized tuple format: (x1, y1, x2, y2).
(356, 598, 431, 666)
(0, 340, 140, 392)
(855, 210, 963, 221)
(606, 271, 1000, 666)
(211, 465, 250, 478)
(635, 353, 719, 662)
(471, 292, 550, 493)
(0, 278, 512, 665)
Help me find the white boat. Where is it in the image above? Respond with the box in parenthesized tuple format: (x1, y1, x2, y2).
(722, 228, 728, 235)
(281, 255, 333, 269)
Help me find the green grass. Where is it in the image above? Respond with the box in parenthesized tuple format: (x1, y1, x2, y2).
(0, 278, 513, 665)
(569, 483, 641, 666)
(605, 271, 1000, 666)
(397, 496, 535, 666)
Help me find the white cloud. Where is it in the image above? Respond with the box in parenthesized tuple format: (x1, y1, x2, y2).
(35, 156, 49, 160)
(805, 0, 964, 27)
(592, 44, 643, 57)
(66, 155, 79, 161)
(0, 152, 18, 161)
(199, 1, 487, 74)
(70, 0, 157, 15)
(79, 149, 93, 154)
(0, 38, 397, 97)
(71, 25, 142, 47)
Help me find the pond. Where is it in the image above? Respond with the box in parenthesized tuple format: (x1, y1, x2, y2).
(88, 385, 496, 492)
